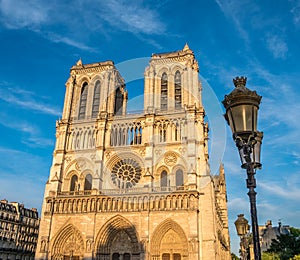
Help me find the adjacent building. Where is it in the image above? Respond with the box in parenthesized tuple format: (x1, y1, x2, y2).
(36, 44, 231, 260)
(0, 200, 39, 260)
(259, 220, 290, 252)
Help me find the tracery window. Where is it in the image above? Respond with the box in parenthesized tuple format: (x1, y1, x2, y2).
(84, 174, 92, 190)
(70, 175, 78, 191)
(111, 159, 142, 189)
(160, 170, 168, 187)
(78, 82, 88, 120)
(161, 73, 168, 110)
(174, 70, 182, 109)
(175, 169, 184, 187)
(92, 80, 100, 118)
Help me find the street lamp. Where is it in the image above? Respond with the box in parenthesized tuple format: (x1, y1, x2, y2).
(222, 76, 263, 260)
(235, 214, 250, 260)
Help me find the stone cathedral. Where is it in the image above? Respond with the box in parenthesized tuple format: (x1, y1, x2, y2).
(36, 44, 231, 260)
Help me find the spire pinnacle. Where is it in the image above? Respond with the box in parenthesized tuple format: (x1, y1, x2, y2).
(76, 58, 83, 66)
(183, 43, 190, 51)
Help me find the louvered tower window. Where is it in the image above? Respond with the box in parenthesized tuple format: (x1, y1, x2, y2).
(92, 80, 100, 118)
(161, 73, 168, 110)
(78, 82, 88, 119)
(174, 71, 182, 109)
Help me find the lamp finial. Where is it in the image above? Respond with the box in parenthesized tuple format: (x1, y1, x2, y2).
(233, 76, 247, 88)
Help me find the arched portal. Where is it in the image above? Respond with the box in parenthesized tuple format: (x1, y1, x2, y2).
(95, 215, 142, 260)
(150, 219, 189, 260)
(51, 224, 84, 260)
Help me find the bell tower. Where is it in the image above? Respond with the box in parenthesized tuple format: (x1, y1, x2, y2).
(36, 45, 231, 260)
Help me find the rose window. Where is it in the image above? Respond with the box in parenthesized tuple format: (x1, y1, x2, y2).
(111, 158, 142, 188)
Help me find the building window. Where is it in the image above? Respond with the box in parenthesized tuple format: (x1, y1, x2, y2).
(175, 169, 184, 187)
(160, 170, 168, 188)
(84, 174, 92, 190)
(162, 253, 170, 260)
(161, 73, 168, 110)
(70, 175, 78, 191)
(78, 82, 88, 120)
(173, 253, 181, 260)
(92, 80, 100, 118)
(174, 70, 182, 109)
(114, 87, 124, 115)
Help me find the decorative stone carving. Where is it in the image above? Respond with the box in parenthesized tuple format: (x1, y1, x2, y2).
(164, 152, 177, 166)
(111, 158, 142, 189)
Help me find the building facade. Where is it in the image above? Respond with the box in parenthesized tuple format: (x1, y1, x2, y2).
(36, 45, 231, 260)
(0, 200, 39, 260)
(259, 220, 290, 252)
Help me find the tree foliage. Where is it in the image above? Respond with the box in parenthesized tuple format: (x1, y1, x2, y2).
(267, 228, 300, 260)
(262, 252, 280, 260)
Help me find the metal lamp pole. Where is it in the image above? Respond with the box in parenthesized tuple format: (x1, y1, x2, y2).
(222, 77, 263, 260)
(235, 214, 250, 260)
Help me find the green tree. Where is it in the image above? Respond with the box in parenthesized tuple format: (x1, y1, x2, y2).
(262, 252, 280, 260)
(231, 252, 239, 260)
(267, 228, 300, 260)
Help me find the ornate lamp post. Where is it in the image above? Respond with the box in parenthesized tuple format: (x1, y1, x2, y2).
(235, 214, 250, 260)
(222, 76, 263, 260)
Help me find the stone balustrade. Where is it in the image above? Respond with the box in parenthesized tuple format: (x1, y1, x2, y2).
(45, 190, 199, 215)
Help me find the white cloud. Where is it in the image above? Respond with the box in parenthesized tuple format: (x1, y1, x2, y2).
(228, 197, 249, 212)
(0, 0, 48, 29)
(258, 181, 300, 201)
(290, 0, 300, 25)
(265, 34, 288, 59)
(45, 32, 96, 52)
(0, 82, 61, 116)
(0, 0, 167, 50)
(101, 0, 166, 35)
(0, 113, 54, 147)
(214, 0, 251, 44)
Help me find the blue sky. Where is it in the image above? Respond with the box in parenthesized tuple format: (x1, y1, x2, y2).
(0, 0, 299, 255)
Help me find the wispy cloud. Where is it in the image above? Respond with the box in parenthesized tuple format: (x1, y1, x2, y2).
(0, 113, 54, 147)
(214, 0, 250, 44)
(0, 0, 48, 29)
(0, 82, 61, 116)
(290, 0, 300, 25)
(0, 147, 48, 210)
(258, 181, 300, 201)
(0, 0, 167, 50)
(265, 34, 288, 59)
(101, 0, 166, 35)
(45, 32, 95, 52)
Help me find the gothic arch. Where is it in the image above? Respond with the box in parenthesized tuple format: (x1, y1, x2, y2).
(51, 224, 84, 260)
(105, 152, 145, 174)
(157, 67, 170, 78)
(170, 64, 184, 75)
(150, 219, 189, 259)
(90, 74, 104, 85)
(155, 151, 188, 173)
(95, 215, 142, 257)
(64, 157, 95, 176)
(76, 76, 90, 88)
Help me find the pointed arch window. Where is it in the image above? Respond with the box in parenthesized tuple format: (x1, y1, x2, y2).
(114, 87, 124, 115)
(84, 174, 92, 190)
(161, 73, 168, 110)
(70, 175, 78, 191)
(92, 80, 100, 118)
(78, 82, 88, 120)
(175, 71, 182, 109)
(160, 170, 168, 188)
(175, 169, 184, 187)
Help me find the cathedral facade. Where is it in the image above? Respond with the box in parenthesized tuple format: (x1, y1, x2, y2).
(36, 45, 230, 260)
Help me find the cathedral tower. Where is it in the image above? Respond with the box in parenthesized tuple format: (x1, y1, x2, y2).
(36, 45, 230, 260)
